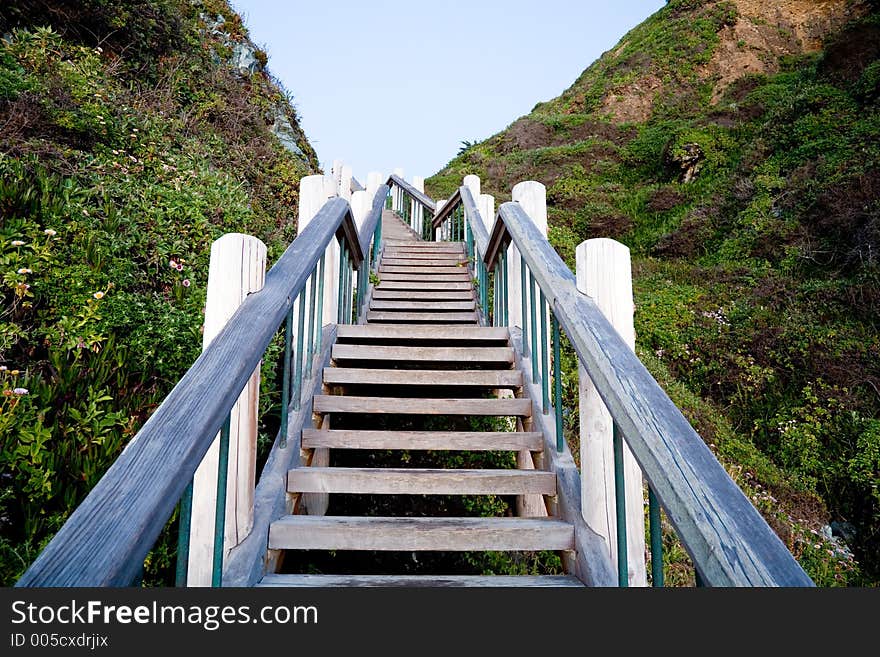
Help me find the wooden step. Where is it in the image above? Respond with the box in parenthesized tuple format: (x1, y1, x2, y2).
(375, 281, 472, 291)
(336, 325, 508, 342)
(380, 266, 469, 275)
(369, 300, 476, 311)
(384, 244, 463, 251)
(378, 273, 472, 282)
(331, 344, 513, 364)
(367, 311, 477, 323)
(312, 395, 532, 416)
(288, 467, 556, 495)
(382, 258, 466, 266)
(302, 429, 543, 451)
(372, 290, 474, 301)
(268, 516, 575, 551)
(258, 574, 583, 587)
(322, 368, 522, 388)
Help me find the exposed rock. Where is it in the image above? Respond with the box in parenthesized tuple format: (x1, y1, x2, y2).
(672, 143, 705, 183)
(231, 41, 260, 75)
(271, 107, 304, 157)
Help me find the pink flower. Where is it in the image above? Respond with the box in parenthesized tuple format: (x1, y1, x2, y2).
(169, 259, 178, 269)
(12, 388, 28, 396)
(182, 279, 191, 287)
(176, 262, 184, 271)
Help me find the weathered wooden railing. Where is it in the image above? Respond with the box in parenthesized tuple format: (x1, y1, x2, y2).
(433, 174, 813, 586)
(387, 173, 436, 240)
(15, 182, 388, 586)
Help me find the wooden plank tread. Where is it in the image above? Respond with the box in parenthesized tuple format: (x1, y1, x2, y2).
(322, 368, 522, 388)
(372, 290, 474, 301)
(268, 516, 575, 551)
(367, 311, 477, 323)
(287, 467, 556, 495)
(336, 325, 507, 341)
(369, 300, 476, 311)
(332, 344, 513, 363)
(380, 266, 469, 275)
(302, 429, 543, 451)
(313, 395, 531, 416)
(378, 274, 472, 282)
(257, 574, 583, 587)
(375, 281, 472, 291)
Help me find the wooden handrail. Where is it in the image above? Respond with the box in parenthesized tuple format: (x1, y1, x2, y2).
(431, 187, 461, 229)
(386, 174, 436, 211)
(17, 198, 363, 586)
(484, 201, 814, 587)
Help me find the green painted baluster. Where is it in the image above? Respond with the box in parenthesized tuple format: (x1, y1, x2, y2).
(278, 305, 294, 448)
(540, 289, 549, 415)
(374, 214, 382, 262)
(552, 313, 563, 452)
(315, 254, 325, 354)
(521, 254, 529, 357)
(292, 288, 306, 411)
(613, 422, 628, 587)
(174, 482, 193, 586)
(649, 487, 664, 587)
(529, 272, 538, 383)
(305, 270, 317, 379)
(212, 415, 231, 587)
(337, 242, 347, 324)
(501, 251, 509, 326)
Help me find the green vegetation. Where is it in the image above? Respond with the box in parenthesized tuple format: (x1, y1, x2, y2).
(428, 2, 880, 585)
(0, 1, 318, 584)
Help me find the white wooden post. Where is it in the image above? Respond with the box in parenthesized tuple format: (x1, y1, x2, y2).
(188, 233, 267, 586)
(339, 164, 353, 202)
(434, 199, 446, 240)
(366, 171, 383, 201)
(331, 159, 342, 194)
(478, 193, 495, 235)
(321, 175, 339, 326)
(511, 182, 547, 332)
(351, 190, 370, 230)
(576, 238, 647, 587)
(412, 176, 425, 237)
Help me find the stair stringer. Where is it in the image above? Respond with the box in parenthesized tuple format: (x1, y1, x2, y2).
(508, 327, 616, 586)
(222, 324, 338, 586)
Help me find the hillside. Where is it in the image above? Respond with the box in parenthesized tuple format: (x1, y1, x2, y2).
(428, 0, 880, 585)
(0, 0, 318, 584)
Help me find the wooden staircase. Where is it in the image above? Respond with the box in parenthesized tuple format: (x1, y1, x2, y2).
(258, 216, 582, 587)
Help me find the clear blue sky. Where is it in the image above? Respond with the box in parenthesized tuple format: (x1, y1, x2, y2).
(231, 0, 665, 184)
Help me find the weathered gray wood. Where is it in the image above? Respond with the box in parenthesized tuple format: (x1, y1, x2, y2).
(257, 574, 583, 587)
(313, 395, 532, 417)
(372, 290, 474, 301)
(322, 368, 522, 388)
(380, 266, 469, 275)
(382, 258, 466, 266)
(301, 429, 542, 451)
(287, 467, 556, 495)
(268, 516, 574, 551)
(17, 199, 364, 587)
(485, 202, 813, 586)
(376, 281, 472, 292)
(369, 300, 476, 311)
(378, 273, 472, 282)
(331, 344, 513, 363)
(222, 325, 337, 586)
(336, 325, 508, 341)
(386, 174, 436, 212)
(367, 311, 478, 323)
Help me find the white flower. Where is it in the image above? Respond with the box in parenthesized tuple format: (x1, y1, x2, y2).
(10, 240, 25, 246)
(44, 229, 57, 236)
(17, 268, 31, 274)
(93, 291, 105, 300)
(12, 387, 28, 396)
